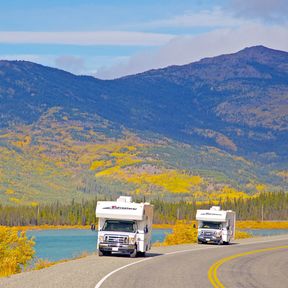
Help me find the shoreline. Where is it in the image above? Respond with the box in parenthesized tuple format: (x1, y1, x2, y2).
(2, 221, 288, 231)
(2, 224, 175, 231)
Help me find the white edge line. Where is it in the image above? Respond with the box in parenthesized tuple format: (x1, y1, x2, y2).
(94, 258, 150, 288)
(94, 236, 288, 288)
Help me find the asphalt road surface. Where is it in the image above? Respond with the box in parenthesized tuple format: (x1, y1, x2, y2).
(1, 235, 287, 288)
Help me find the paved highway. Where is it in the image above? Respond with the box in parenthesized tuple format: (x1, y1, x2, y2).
(0, 235, 287, 288)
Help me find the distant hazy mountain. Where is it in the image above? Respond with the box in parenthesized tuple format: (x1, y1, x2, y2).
(0, 46, 287, 203)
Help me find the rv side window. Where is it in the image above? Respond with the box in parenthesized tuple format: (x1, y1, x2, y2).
(102, 220, 137, 232)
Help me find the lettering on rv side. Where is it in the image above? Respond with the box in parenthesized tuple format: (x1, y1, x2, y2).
(200, 212, 222, 216)
(103, 206, 137, 210)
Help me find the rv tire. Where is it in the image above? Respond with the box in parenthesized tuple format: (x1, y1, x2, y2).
(218, 239, 223, 245)
(98, 250, 111, 256)
(137, 251, 146, 257)
(130, 246, 137, 258)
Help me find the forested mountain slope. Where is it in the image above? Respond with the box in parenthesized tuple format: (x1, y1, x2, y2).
(0, 46, 287, 204)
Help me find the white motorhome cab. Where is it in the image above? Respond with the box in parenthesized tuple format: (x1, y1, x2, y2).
(196, 206, 236, 245)
(96, 196, 153, 257)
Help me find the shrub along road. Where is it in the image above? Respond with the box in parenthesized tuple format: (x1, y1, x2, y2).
(0, 235, 287, 288)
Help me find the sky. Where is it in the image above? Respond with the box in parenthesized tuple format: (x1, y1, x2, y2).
(0, 0, 287, 79)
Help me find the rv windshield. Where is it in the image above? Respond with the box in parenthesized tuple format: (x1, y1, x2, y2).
(102, 220, 137, 233)
(199, 221, 222, 229)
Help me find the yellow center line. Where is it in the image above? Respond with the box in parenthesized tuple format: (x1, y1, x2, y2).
(208, 245, 288, 288)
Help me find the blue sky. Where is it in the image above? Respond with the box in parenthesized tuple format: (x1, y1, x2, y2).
(0, 0, 287, 78)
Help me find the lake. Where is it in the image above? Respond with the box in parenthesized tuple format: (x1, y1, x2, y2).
(244, 229, 288, 237)
(26, 228, 172, 262)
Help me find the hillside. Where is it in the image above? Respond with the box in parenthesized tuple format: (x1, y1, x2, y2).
(0, 46, 287, 204)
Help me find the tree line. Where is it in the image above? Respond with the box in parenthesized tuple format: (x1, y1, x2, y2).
(0, 192, 287, 226)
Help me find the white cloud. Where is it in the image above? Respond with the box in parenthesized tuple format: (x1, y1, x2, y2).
(0, 31, 174, 46)
(95, 24, 288, 79)
(142, 7, 246, 28)
(0, 53, 130, 76)
(54, 55, 85, 74)
(228, 0, 288, 23)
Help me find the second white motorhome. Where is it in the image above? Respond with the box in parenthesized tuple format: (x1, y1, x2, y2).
(196, 206, 236, 245)
(96, 196, 153, 257)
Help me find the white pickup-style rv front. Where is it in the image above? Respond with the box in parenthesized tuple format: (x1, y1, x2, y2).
(96, 196, 153, 257)
(196, 206, 236, 245)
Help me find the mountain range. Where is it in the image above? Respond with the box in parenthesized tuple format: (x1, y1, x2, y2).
(0, 45, 287, 204)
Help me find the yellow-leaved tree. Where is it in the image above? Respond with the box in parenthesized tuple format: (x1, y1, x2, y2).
(161, 221, 198, 246)
(0, 227, 35, 277)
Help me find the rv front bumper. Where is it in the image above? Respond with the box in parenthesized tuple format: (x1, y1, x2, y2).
(98, 243, 135, 253)
(198, 236, 221, 244)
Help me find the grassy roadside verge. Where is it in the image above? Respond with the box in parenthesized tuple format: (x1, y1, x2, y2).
(33, 251, 92, 271)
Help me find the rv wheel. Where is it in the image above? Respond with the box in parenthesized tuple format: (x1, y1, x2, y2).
(130, 246, 137, 258)
(218, 239, 223, 245)
(136, 251, 146, 257)
(98, 250, 111, 256)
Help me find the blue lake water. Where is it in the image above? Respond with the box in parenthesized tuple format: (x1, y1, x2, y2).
(26, 228, 172, 262)
(244, 229, 288, 237)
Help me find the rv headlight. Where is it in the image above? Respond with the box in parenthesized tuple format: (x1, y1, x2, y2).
(129, 236, 136, 244)
(99, 235, 104, 242)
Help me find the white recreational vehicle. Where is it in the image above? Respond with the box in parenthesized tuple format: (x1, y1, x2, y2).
(96, 196, 153, 257)
(196, 206, 236, 245)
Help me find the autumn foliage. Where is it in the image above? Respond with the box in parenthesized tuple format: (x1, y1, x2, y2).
(158, 221, 198, 246)
(0, 226, 35, 277)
